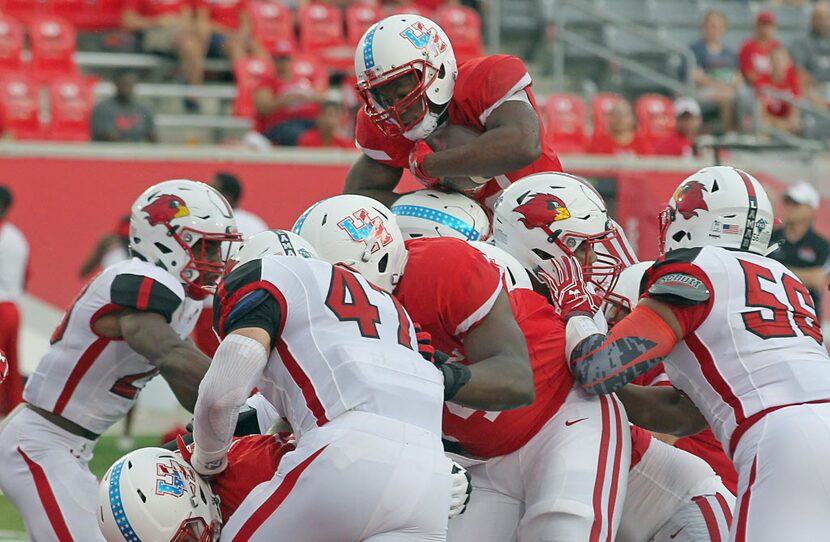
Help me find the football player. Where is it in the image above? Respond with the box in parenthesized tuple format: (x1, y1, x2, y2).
(345, 14, 562, 209)
(190, 227, 453, 540)
(297, 195, 628, 541)
(0, 180, 241, 541)
(542, 166, 830, 541)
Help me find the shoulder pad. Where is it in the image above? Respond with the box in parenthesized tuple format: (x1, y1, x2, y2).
(648, 272, 710, 306)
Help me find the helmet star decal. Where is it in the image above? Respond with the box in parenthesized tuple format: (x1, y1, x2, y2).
(673, 180, 709, 220)
(141, 194, 190, 226)
(514, 193, 571, 238)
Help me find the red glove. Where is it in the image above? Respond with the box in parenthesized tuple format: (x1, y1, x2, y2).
(0, 349, 7, 384)
(538, 255, 600, 320)
(408, 140, 441, 188)
(414, 323, 436, 362)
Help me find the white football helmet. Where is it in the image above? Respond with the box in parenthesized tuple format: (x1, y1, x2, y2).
(469, 241, 532, 291)
(293, 195, 408, 293)
(98, 447, 222, 542)
(392, 190, 490, 241)
(493, 172, 623, 299)
(355, 14, 457, 137)
(229, 229, 318, 273)
(659, 166, 774, 256)
(601, 261, 653, 327)
(130, 180, 242, 300)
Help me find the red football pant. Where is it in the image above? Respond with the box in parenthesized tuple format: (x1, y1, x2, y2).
(0, 301, 23, 415)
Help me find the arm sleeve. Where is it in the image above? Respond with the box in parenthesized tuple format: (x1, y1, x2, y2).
(110, 273, 182, 322)
(216, 290, 281, 348)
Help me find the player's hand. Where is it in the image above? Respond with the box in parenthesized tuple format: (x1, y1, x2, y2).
(0, 349, 7, 384)
(539, 254, 600, 320)
(448, 461, 472, 519)
(408, 140, 441, 189)
(414, 323, 436, 362)
(190, 445, 228, 479)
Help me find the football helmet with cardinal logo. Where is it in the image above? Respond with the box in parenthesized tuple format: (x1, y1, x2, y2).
(293, 195, 408, 293)
(130, 180, 242, 300)
(659, 166, 774, 256)
(355, 14, 457, 138)
(493, 172, 623, 299)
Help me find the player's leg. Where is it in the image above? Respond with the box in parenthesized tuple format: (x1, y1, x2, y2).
(729, 403, 830, 542)
(0, 407, 104, 541)
(619, 436, 734, 542)
(516, 389, 630, 542)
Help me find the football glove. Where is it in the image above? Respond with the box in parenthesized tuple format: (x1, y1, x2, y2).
(448, 460, 472, 519)
(409, 140, 441, 188)
(538, 254, 600, 320)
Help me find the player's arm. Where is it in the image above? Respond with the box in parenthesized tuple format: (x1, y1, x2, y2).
(616, 383, 708, 437)
(452, 290, 534, 410)
(343, 154, 405, 208)
(423, 101, 542, 181)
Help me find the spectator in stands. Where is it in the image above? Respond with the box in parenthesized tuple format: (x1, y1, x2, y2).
(757, 46, 802, 134)
(253, 42, 324, 145)
(0, 186, 29, 416)
(691, 10, 743, 133)
(790, 2, 830, 108)
(653, 97, 702, 157)
(588, 100, 653, 156)
(769, 181, 829, 320)
(79, 215, 131, 279)
(297, 101, 354, 148)
(122, 0, 203, 96)
(91, 71, 158, 143)
(739, 11, 781, 88)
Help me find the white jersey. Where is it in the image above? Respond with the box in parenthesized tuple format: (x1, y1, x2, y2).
(646, 246, 830, 456)
(0, 220, 29, 302)
(214, 255, 444, 440)
(24, 258, 201, 434)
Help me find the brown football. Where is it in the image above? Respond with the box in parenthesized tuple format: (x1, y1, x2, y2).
(425, 124, 491, 192)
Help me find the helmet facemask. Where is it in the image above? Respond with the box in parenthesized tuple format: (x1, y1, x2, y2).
(175, 229, 241, 300)
(169, 516, 220, 542)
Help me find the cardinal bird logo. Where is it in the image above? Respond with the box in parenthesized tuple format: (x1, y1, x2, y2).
(141, 195, 190, 226)
(674, 181, 709, 220)
(514, 194, 571, 237)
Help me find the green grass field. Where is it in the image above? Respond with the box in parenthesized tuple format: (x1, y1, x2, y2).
(0, 434, 162, 536)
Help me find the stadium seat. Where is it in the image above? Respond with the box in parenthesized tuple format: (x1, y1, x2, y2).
(434, 5, 483, 64)
(0, 0, 49, 24)
(0, 72, 43, 140)
(590, 92, 625, 135)
(78, 0, 125, 31)
(298, 3, 350, 70)
(634, 93, 675, 140)
(543, 93, 587, 153)
(346, 3, 384, 47)
(232, 56, 276, 118)
(0, 15, 25, 75)
(292, 52, 328, 93)
(47, 75, 94, 141)
(28, 15, 79, 82)
(249, 1, 297, 57)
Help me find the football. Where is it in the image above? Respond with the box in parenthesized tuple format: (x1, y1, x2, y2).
(425, 124, 491, 193)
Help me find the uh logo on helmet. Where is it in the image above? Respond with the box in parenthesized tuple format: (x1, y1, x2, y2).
(399, 21, 448, 56)
(338, 209, 393, 253)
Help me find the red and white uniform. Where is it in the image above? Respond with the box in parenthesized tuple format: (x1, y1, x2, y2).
(0, 219, 28, 414)
(643, 246, 830, 542)
(213, 256, 451, 540)
(0, 258, 200, 541)
(394, 238, 629, 542)
(355, 55, 563, 209)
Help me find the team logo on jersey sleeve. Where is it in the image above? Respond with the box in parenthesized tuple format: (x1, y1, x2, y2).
(514, 193, 571, 237)
(338, 209, 393, 252)
(400, 22, 448, 55)
(141, 194, 190, 226)
(673, 181, 709, 220)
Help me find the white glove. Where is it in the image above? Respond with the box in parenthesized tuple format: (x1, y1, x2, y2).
(190, 446, 228, 479)
(448, 461, 472, 519)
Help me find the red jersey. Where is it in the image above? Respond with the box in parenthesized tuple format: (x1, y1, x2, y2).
(254, 75, 321, 133)
(194, 0, 247, 30)
(587, 132, 654, 156)
(653, 132, 695, 157)
(738, 38, 780, 83)
(210, 434, 296, 522)
(124, 0, 189, 17)
(297, 128, 354, 149)
(355, 55, 563, 208)
(756, 66, 801, 117)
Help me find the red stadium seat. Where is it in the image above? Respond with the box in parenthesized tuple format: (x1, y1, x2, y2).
(79, 0, 125, 30)
(232, 56, 276, 118)
(47, 75, 94, 141)
(292, 52, 328, 93)
(0, 73, 43, 140)
(590, 92, 625, 135)
(543, 93, 587, 153)
(28, 15, 78, 82)
(298, 3, 350, 70)
(0, 15, 25, 75)
(0, 0, 49, 24)
(346, 3, 384, 47)
(249, 1, 296, 57)
(434, 5, 483, 65)
(634, 93, 675, 140)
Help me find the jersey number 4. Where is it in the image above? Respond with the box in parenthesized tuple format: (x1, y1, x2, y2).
(324, 267, 412, 349)
(740, 260, 823, 344)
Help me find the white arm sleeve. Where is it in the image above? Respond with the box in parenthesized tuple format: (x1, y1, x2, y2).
(192, 334, 268, 474)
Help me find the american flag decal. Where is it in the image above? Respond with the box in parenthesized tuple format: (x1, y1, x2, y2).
(722, 224, 740, 234)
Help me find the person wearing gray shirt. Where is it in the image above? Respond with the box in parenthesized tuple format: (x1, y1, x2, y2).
(791, 3, 830, 104)
(91, 71, 157, 143)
